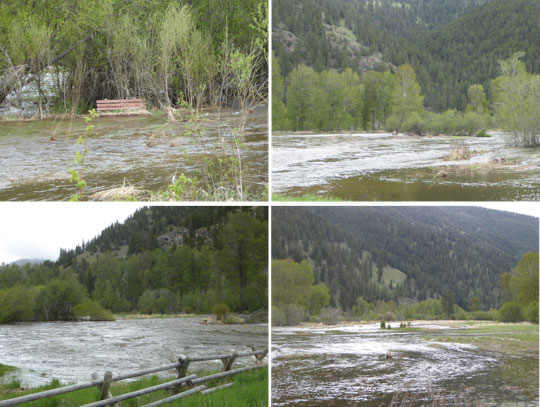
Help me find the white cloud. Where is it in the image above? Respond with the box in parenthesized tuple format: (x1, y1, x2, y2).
(0, 203, 145, 264)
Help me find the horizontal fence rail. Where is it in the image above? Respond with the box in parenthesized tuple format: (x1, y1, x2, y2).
(0, 348, 267, 407)
(96, 99, 145, 111)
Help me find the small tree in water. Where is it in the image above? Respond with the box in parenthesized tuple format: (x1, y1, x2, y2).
(492, 52, 540, 147)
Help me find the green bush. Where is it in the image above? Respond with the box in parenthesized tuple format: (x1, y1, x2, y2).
(73, 300, 115, 321)
(0, 285, 35, 323)
(498, 302, 524, 322)
(284, 304, 305, 326)
(138, 289, 178, 314)
(212, 303, 230, 321)
(525, 301, 538, 323)
(272, 306, 286, 326)
(380, 320, 386, 329)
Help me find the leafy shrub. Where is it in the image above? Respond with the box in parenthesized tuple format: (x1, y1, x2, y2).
(73, 300, 115, 321)
(525, 301, 538, 323)
(320, 307, 341, 325)
(380, 320, 386, 329)
(471, 309, 498, 321)
(0, 285, 35, 323)
(498, 302, 524, 322)
(138, 289, 178, 314)
(401, 112, 426, 135)
(284, 304, 305, 326)
(272, 306, 286, 326)
(212, 303, 230, 321)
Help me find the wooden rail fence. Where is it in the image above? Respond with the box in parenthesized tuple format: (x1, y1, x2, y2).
(0, 348, 267, 407)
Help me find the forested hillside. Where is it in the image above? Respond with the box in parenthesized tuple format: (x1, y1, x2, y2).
(273, 0, 540, 112)
(0, 207, 268, 323)
(272, 207, 537, 311)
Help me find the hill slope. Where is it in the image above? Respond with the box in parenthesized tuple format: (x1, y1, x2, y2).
(273, 0, 540, 111)
(272, 206, 538, 310)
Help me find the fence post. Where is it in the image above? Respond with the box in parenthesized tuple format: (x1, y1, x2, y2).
(256, 348, 268, 364)
(221, 351, 238, 372)
(170, 356, 191, 394)
(91, 371, 116, 406)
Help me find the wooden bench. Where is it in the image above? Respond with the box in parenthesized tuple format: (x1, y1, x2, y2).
(96, 99, 145, 112)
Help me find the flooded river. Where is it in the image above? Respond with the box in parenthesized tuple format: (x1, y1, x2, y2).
(272, 323, 537, 407)
(0, 107, 267, 201)
(0, 317, 268, 387)
(272, 132, 540, 201)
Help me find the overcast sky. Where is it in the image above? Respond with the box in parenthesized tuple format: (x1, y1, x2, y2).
(0, 203, 145, 264)
(0, 203, 536, 265)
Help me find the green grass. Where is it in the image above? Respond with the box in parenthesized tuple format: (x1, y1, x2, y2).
(421, 323, 539, 356)
(0, 364, 16, 377)
(0, 369, 267, 406)
(272, 193, 343, 201)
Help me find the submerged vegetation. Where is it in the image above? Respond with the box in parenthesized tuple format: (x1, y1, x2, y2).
(0, 0, 267, 117)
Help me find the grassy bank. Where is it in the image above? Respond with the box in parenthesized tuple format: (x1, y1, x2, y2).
(0, 368, 267, 406)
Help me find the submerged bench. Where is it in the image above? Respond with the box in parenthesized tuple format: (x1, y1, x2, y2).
(96, 99, 145, 112)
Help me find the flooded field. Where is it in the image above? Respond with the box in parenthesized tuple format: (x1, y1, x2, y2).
(272, 132, 540, 201)
(0, 317, 268, 387)
(0, 107, 267, 201)
(272, 323, 538, 407)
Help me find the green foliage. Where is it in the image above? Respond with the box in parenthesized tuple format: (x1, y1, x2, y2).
(498, 302, 524, 322)
(271, 305, 287, 326)
(138, 289, 178, 314)
(498, 252, 539, 323)
(273, 207, 537, 312)
(35, 277, 89, 321)
(212, 303, 230, 321)
(68, 109, 98, 201)
(0, 285, 35, 323)
(0, 0, 267, 114)
(0, 370, 267, 407)
(492, 53, 540, 147)
(73, 300, 115, 321)
(389, 65, 424, 129)
(283, 304, 305, 326)
(380, 320, 386, 328)
(308, 283, 330, 315)
(0, 208, 267, 322)
(468, 297, 481, 312)
(273, 0, 540, 113)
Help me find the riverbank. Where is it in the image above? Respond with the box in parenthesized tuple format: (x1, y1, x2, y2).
(0, 368, 267, 406)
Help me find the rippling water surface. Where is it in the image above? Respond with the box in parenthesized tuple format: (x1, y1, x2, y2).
(272, 323, 537, 406)
(0, 317, 267, 386)
(0, 107, 267, 200)
(272, 133, 540, 200)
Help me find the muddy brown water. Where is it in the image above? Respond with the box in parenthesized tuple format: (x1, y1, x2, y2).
(0, 107, 267, 201)
(272, 324, 538, 407)
(0, 317, 268, 387)
(272, 133, 540, 201)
